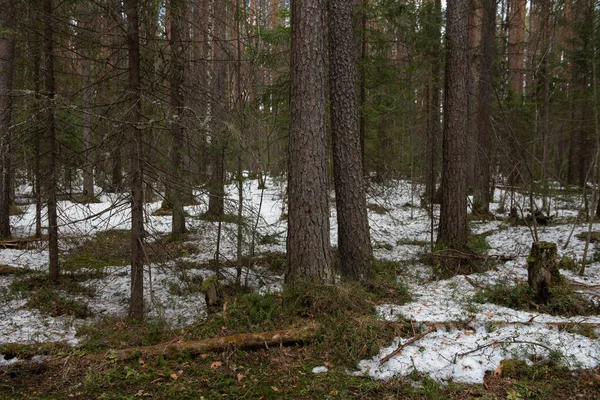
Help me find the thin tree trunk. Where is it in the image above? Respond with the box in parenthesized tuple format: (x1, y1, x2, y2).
(423, 0, 442, 201)
(126, 0, 144, 319)
(168, 0, 186, 235)
(287, 0, 332, 284)
(207, 0, 227, 218)
(81, 55, 94, 199)
(473, 0, 496, 215)
(0, 0, 16, 239)
(43, 0, 59, 283)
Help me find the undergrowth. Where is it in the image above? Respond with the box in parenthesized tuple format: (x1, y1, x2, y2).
(474, 282, 600, 317)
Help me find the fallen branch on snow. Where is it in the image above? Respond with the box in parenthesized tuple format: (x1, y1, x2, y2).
(379, 326, 437, 365)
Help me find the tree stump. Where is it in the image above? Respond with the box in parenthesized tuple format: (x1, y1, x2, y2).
(527, 241, 561, 304)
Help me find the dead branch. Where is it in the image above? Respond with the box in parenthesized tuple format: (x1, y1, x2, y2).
(379, 326, 437, 365)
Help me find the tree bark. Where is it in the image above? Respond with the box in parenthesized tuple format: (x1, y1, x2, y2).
(126, 0, 144, 320)
(168, 0, 186, 235)
(42, 0, 60, 283)
(527, 241, 560, 304)
(437, 0, 470, 252)
(507, 0, 526, 96)
(472, 0, 496, 215)
(81, 46, 94, 199)
(207, 0, 227, 218)
(423, 0, 442, 201)
(286, 0, 332, 284)
(0, 0, 16, 240)
(327, 0, 373, 281)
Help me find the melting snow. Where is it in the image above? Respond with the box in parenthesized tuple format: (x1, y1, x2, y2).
(2, 178, 600, 383)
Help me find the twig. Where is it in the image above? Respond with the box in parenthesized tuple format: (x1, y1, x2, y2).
(454, 337, 555, 364)
(379, 326, 436, 365)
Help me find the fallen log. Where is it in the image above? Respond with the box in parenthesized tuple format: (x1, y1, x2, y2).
(102, 322, 320, 362)
(1, 323, 320, 375)
(0, 265, 22, 275)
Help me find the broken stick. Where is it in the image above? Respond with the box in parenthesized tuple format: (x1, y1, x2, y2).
(379, 326, 437, 365)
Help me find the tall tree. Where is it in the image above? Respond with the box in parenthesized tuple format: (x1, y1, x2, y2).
(508, 0, 526, 96)
(286, 0, 332, 284)
(472, 0, 496, 215)
(437, 0, 470, 253)
(423, 0, 442, 201)
(206, 0, 227, 218)
(126, 0, 144, 319)
(0, 0, 16, 239)
(167, 0, 186, 235)
(79, 5, 95, 200)
(328, 0, 372, 281)
(43, 0, 60, 283)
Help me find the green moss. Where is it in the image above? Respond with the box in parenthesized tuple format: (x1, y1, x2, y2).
(475, 281, 600, 317)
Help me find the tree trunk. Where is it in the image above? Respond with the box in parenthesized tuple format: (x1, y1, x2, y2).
(423, 0, 442, 201)
(43, 0, 59, 283)
(358, 0, 367, 177)
(207, 0, 227, 218)
(286, 0, 332, 284)
(437, 0, 470, 253)
(126, 0, 144, 320)
(527, 241, 560, 304)
(168, 0, 186, 235)
(81, 54, 94, 199)
(507, 0, 526, 96)
(472, 0, 496, 216)
(327, 0, 372, 281)
(0, 0, 16, 240)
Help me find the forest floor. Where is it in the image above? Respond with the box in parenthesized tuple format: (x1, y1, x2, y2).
(1, 177, 600, 399)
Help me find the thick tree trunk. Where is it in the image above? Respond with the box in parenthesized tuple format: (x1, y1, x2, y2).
(168, 0, 186, 235)
(286, 0, 332, 284)
(126, 0, 144, 319)
(327, 0, 372, 281)
(0, 0, 16, 240)
(527, 241, 560, 304)
(43, 0, 60, 283)
(472, 0, 496, 215)
(437, 0, 470, 251)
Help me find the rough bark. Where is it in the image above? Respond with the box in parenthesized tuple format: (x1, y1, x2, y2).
(43, 0, 60, 283)
(286, 0, 332, 284)
(423, 0, 442, 201)
(81, 52, 94, 199)
(472, 0, 496, 215)
(358, 0, 367, 177)
(126, 0, 144, 319)
(507, 0, 526, 96)
(328, 0, 372, 281)
(168, 0, 186, 235)
(527, 241, 560, 304)
(437, 0, 470, 252)
(0, 0, 16, 239)
(207, 0, 227, 218)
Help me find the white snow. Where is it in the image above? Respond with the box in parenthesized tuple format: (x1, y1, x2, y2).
(2, 177, 600, 384)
